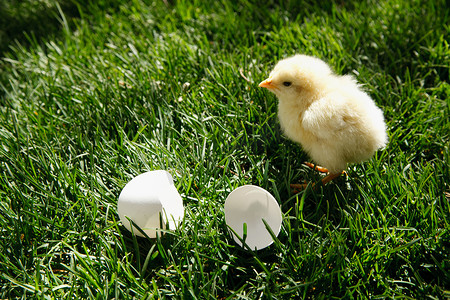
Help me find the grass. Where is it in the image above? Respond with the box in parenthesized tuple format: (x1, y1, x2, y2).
(0, 0, 449, 298)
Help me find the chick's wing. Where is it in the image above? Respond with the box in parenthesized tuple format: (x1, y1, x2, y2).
(301, 94, 355, 141)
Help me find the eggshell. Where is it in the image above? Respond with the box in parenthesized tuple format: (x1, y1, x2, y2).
(118, 170, 184, 238)
(224, 185, 282, 250)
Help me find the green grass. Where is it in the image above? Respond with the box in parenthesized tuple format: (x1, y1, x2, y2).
(1, 0, 449, 298)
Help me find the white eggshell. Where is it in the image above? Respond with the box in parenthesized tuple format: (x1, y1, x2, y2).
(118, 170, 184, 238)
(224, 185, 282, 250)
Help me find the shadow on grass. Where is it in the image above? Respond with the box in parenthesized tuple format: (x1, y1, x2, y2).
(0, 0, 130, 56)
(0, 1, 76, 55)
(0, 0, 361, 57)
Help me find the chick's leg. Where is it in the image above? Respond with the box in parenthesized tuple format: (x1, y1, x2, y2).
(320, 171, 343, 185)
(303, 162, 329, 173)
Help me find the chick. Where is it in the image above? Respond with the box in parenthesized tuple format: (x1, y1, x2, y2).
(259, 54, 388, 190)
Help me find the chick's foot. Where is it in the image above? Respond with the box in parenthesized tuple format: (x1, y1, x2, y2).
(290, 171, 344, 193)
(290, 182, 310, 194)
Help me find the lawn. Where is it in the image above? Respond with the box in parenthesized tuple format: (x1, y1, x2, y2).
(0, 0, 449, 298)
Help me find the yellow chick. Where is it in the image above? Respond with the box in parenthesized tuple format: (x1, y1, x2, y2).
(259, 54, 388, 189)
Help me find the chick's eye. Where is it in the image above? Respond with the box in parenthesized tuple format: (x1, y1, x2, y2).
(283, 81, 292, 87)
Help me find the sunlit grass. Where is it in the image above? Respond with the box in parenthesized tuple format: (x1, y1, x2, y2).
(0, 0, 449, 298)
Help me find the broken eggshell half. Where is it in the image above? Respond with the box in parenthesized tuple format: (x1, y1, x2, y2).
(117, 170, 184, 238)
(224, 185, 282, 250)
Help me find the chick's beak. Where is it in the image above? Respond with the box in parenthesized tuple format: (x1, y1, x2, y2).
(259, 78, 274, 89)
